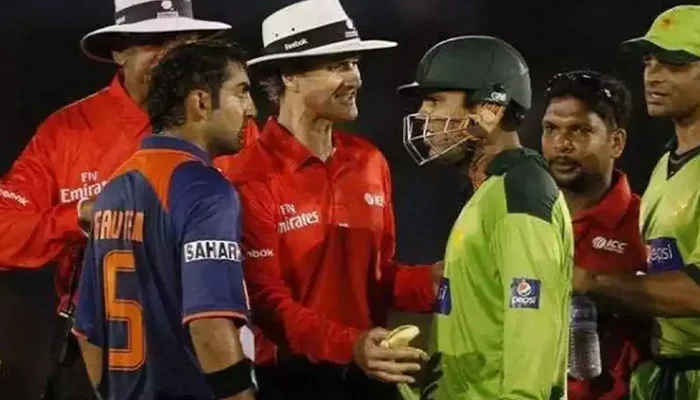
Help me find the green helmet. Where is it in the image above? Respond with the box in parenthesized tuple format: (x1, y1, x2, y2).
(398, 36, 531, 166)
(398, 35, 532, 112)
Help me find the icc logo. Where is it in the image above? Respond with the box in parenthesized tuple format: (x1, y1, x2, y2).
(592, 236, 627, 254)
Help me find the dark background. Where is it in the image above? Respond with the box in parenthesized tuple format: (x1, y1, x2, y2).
(0, 0, 686, 262)
(0, 0, 689, 396)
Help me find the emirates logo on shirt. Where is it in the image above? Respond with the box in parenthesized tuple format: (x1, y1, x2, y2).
(60, 171, 108, 204)
(278, 211, 320, 234)
(591, 236, 627, 255)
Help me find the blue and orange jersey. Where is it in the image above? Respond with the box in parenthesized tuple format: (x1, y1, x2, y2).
(72, 135, 252, 400)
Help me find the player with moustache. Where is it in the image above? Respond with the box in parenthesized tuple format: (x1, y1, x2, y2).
(542, 69, 650, 400)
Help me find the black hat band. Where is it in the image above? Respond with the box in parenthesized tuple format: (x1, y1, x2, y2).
(264, 19, 359, 55)
(115, 0, 193, 25)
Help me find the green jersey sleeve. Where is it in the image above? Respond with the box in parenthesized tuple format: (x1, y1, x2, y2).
(491, 160, 572, 400)
(493, 212, 570, 399)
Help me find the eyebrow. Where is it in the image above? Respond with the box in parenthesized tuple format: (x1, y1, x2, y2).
(229, 81, 250, 90)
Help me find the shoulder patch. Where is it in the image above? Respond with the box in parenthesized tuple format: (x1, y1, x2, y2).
(503, 157, 558, 222)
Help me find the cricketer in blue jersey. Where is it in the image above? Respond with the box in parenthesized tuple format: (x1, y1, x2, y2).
(71, 40, 258, 400)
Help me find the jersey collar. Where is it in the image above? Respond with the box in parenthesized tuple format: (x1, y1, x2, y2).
(573, 170, 631, 229)
(665, 137, 678, 151)
(107, 73, 150, 137)
(140, 135, 212, 165)
(485, 147, 546, 176)
(665, 136, 700, 178)
(259, 117, 350, 171)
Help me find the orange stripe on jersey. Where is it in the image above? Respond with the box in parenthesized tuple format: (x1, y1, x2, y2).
(182, 310, 249, 325)
(111, 149, 200, 211)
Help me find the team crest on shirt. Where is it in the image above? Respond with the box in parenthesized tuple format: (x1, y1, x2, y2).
(509, 278, 541, 309)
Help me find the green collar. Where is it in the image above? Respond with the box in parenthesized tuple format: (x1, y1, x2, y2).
(485, 147, 545, 176)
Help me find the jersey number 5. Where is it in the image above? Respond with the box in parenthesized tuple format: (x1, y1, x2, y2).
(103, 250, 146, 371)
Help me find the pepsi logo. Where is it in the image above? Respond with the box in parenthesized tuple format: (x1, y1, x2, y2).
(517, 280, 532, 296)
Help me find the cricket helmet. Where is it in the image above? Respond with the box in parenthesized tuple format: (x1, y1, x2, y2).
(398, 35, 531, 165)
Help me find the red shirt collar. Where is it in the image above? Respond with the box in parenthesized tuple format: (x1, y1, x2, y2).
(259, 117, 356, 171)
(573, 170, 632, 229)
(107, 73, 150, 131)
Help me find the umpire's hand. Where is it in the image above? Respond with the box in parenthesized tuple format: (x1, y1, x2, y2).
(353, 328, 423, 384)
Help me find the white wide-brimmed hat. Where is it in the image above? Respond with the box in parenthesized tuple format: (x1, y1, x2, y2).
(247, 0, 397, 67)
(81, 0, 231, 63)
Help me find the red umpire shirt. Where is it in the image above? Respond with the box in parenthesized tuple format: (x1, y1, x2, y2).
(568, 171, 650, 400)
(0, 75, 258, 310)
(225, 118, 436, 365)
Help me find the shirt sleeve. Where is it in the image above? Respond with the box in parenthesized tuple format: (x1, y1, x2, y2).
(681, 220, 700, 285)
(0, 118, 85, 268)
(238, 182, 361, 364)
(377, 156, 435, 313)
(72, 242, 105, 346)
(492, 212, 570, 400)
(169, 162, 250, 326)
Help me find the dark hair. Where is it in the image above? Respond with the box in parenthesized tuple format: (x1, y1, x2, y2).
(544, 70, 632, 130)
(146, 39, 248, 132)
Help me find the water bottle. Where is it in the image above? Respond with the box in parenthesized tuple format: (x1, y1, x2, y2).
(568, 294, 602, 380)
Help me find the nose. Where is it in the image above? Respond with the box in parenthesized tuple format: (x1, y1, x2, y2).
(418, 101, 433, 116)
(551, 131, 574, 154)
(245, 94, 257, 118)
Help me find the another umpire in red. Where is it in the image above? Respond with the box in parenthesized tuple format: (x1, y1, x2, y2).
(0, 0, 245, 398)
(224, 0, 442, 398)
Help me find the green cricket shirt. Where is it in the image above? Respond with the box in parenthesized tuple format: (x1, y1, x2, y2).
(429, 148, 573, 400)
(641, 142, 700, 357)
